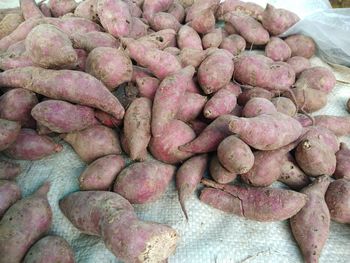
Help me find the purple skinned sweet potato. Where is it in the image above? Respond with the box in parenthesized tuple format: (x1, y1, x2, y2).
(325, 179, 350, 224)
(138, 29, 177, 50)
(219, 34, 246, 56)
(334, 143, 350, 180)
(313, 115, 350, 137)
(0, 180, 21, 218)
(284, 87, 327, 113)
(49, 0, 78, 17)
(190, 8, 216, 34)
(164, 47, 181, 56)
(202, 28, 223, 49)
(178, 48, 207, 68)
(74, 0, 98, 21)
(200, 178, 307, 221)
(187, 119, 208, 136)
(176, 92, 207, 122)
(290, 175, 331, 263)
(149, 12, 181, 32)
(71, 31, 120, 52)
(0, 161, 21, 180)
(142, 0, 174, 21)
(0, 119, 21, 152)
(0, 13, 24, 40)
(113, 160, 175, 204)
(265, 37, 291, 61)
(128, 17, 149, 39)
(186, 0, 219, 22)
(216, 0, 263, 20)
(271, 97, 296, 117)
(210, 155, 237, 184)
(285, 34, 316, 59)
(136, 76, 159, 100)
(79, 155, 125, 191)
(177, 25, 203, 50)
(0, 52, 34, 71)
(31, 100, 97, 133)
(286, 56, 311, 76)
(242, 97, 277, 117)
(237, 87, 274, 106)
(176, 154, 208, 219)
(168, 2, 185, 23)
(0, 183, 52, 263)
(204, 87, 237, 119)
(301, 126, 340, 153)
(20, 0, 44, 20)
(62, 124, 121, 163)
(94, 110, 121, 128)
(39, 3, 52, 17)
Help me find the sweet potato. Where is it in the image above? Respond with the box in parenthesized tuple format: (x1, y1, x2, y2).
(126, 39, 181, 79)
(179, 114, 232, 153)
(0, 7, 21, 21)
(202, 28, 223, 49)
(224, 22, 237, 35)
(219, 34, 246, 55)
(6, 40, 26, 55)
(0, 161, 21, 180)
(0, 51, 34, 71)
(0, 67, 125, 119)
(36, 123, 53, 135)
(0, 180, 21, 218)
(185, 0, 219, 22)
(23, 235, 75, 263)
(114, 161, 175, 204)
(62, 125, 121, 163)
(286, 56, 311, 76)
(241, 143, 296, 187)
(271, 97, 296, 116)
(334, 143, 350, 180)
(237, 87, 274, 106)
(177, 25, 203, 50)
(234, 54, 295, 91)
(295, 138, 336, 177)
(178, 48, 207, 68)
(0, 183, 52, 263)
(39, 3, 52, 17)
(284, 87, 327, 113)
(25, 24, 77, 68)
(223, 12, 269, 45)
(128, 17, 149, 39)
(301, 126, 339, 153)
(0, 119, 21, 152)
(290, 176, 331, 263)
(149, 12, 181, 32)
(123, 98, 152, 161)
(168, 2, 185, 23)
(124, 0, 142, 17)
(285, 35, 316, 59)
(149, 120, 196, 164)
(86, 47, 132, 91)
(0, 88, 38, 128)
(0, 13, 24, 39)
(200, 178, 307, 221)
(190, 8, 216, 34)
(31, 100, 97, 133)
(138, 29, 177, 50)
(261, 4, 299, 36)
(142, 0, 174, 21)
(152, 66, 195, 137)
(176, 92, 207, 122)
(74, 0, 98, 21)
(295, 66, 336, 94)
(229, 113, 302, 150)
(204, 87, 237, 119)
(49, 0, 78, 17)
(210, 155, 237, 184)
(242, 97, 277, 118)
(216, 0, 263, 20)
(94, 110, 121, 127)
(97, 0, 131, 37)
(278, 153, 310, 190)
(325, 179, 350, 224)
(187, 119, 208, 136)
(314, 115, 350, 137)
(60, 191, 178, 263)
(164, 47, 181, 56)
(71, 31, 119, 52)
(265, 37, 291, 61)
(135, 76, 159, 100)
(79, 155, 125, 191)
(198, 49, 234, 94)
(176, 154, 208, 219)
(20, 0, 44, 20)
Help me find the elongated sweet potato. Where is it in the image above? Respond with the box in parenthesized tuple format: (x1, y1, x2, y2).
(237, 87, 274, 106)
(49, 0, 78, 17)
(290, 176, 331, 263)
(136, 76, 159, 100)
(0, 13, 24, 39)
(210, 155, 237, 184)
(285, 34, 316, 59)
(79, 155, 125, 191)
(62, 125, 121, 163)
(168, 2, 185, 23)
(23, 235, 75, 263)
(0, 183, 52, 263)
(176, 92, 207, 122)
(334, 143, 350, 180)
(242, 97, 277, 118)
(149, 12, 181, 32)
(177, 25, 203, 50)
(71, 31, 119, 52)
(0, 119, 21, 152)
(201, 179, 307, 221)
(187, 119, 208, 135)
(176, 154, 208, 219)
(229, 113, 302, 150)
(265, 37, 291, 61)
(20, 0, 44, 20)
(314, 115, 350, 137)
(0, 67, 125, 119)
(0, 180, 21, 218)
(60, 191, 179, 263)
(219, 34, 246, 55)
(128, 17, 149, 39)
(178, 48, 207, 68)
(286, 56, 311, 76)
(0, 161, 21, 180)
(186, 0, 219, 22)
(325, 179, 350, 224)
(204, 86, 237, 119)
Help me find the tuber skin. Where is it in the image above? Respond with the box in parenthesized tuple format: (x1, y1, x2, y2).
(62, 125, 122, 163)
(142, 0, 174, 21)
(242, 97, 277, 118)
(0, 13, 24, 39)
(301, 126, 340, 153)
(285, 34, 316, 59)
(168, 2, 185, 23)
(176, 154, 208, 220)
(265, 37, 291, 61)
(325, 179, 350, 224)
(204, 87, 237, 119)
(0, 180, 21, 218)
(129, 17, 149, 39)
(123, 98, 152, 161)
(136, 76, 160, 100)
(177, 25, 203, 50)
(190, 8, 216, 34)
(60, 191, 179, 263)
(39, 3, 52, 17)
(290, 176, 331, 263)
(217, 136, 254, 174)
(49, 0, 78, 17)
(79, 155, 125, 191)
(286, 56, 311, 76)
(202, 28, 223, 49)
(23, 235, 75, 263)
(31, 100, 98, 133)
(138, 29, 177, 50)
(219, 34, 246, 56)
(94, 110, 121, 128)
(0, 119, 21, 152)
(200, 179, 307, 222)
(176, 92, 207, 122)
(0, 183, 52, 263)
(334, 143, 350, 180)
(71, 31, 120, 52)
(20, 0, 44, 20)
(178, 48, 207, 68)
(210, 155, 237, 184)
(149, 12, 181, 32)
(216, 0, 263, 20)
(187, 119, 208, 136)
(237, 87, 274, 106)
(0, 161, 21, 180)
(271, 97, 297, 117)
(314, 115, 350, 137)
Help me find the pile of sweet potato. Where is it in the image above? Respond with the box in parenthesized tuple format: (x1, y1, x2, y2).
(0, 0, 349, 262)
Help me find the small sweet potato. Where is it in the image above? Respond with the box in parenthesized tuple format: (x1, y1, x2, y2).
(261, 4, 299, 36)
(149, 12, 181, 32)
(79, 155, 125, 191)
(286, 56, 311, 76)
(177, 25, 203, 50)
(210, 155, 237, 184)
(237, 87, 274, 106)
(136, 76, 159, 100)
(176, 92, 207, 122)
(285, 34, 316, 59)
(200, 179, 307, 221)
(31, 100, 97, 133)
(219, 34, 246, 55)
(0, 183, 52, 263)
(0, 119, 21, 152)
(284, 87, 327, 113)
(176, 154, 208, 219)
(334, 143, 350, 180)
(123, 98, 152, 161)
(314, 115, 350, 137)
(204, 87, 237, 119)
(265, 37, 291, 61)
(168, 2, 185, 23)
(242, 97, 277, 118)
(142, 0, 174, 21)
(0, 180, 21, 218)
(62, 125, 121, 163)
(202, 28, 223, 49)
(271, 97, 296, 116)
(229, 113, 302, 150)
(190, 8, 216, 34)
(325, 179, 350, 224)
(0, 161, 21, 180)
(114, 161, 175, 204)
(0, 13, 24, 39)
(178, 48, 207, 68)
(49, 0, 78, 17)
(71, 31, 119, 52)
(74, 0, 98, 21)
(23, 235, 75, 263)
(20, 0, 44, 20)
(86, 47, 132, 91)
(290, 176, 331, 263)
